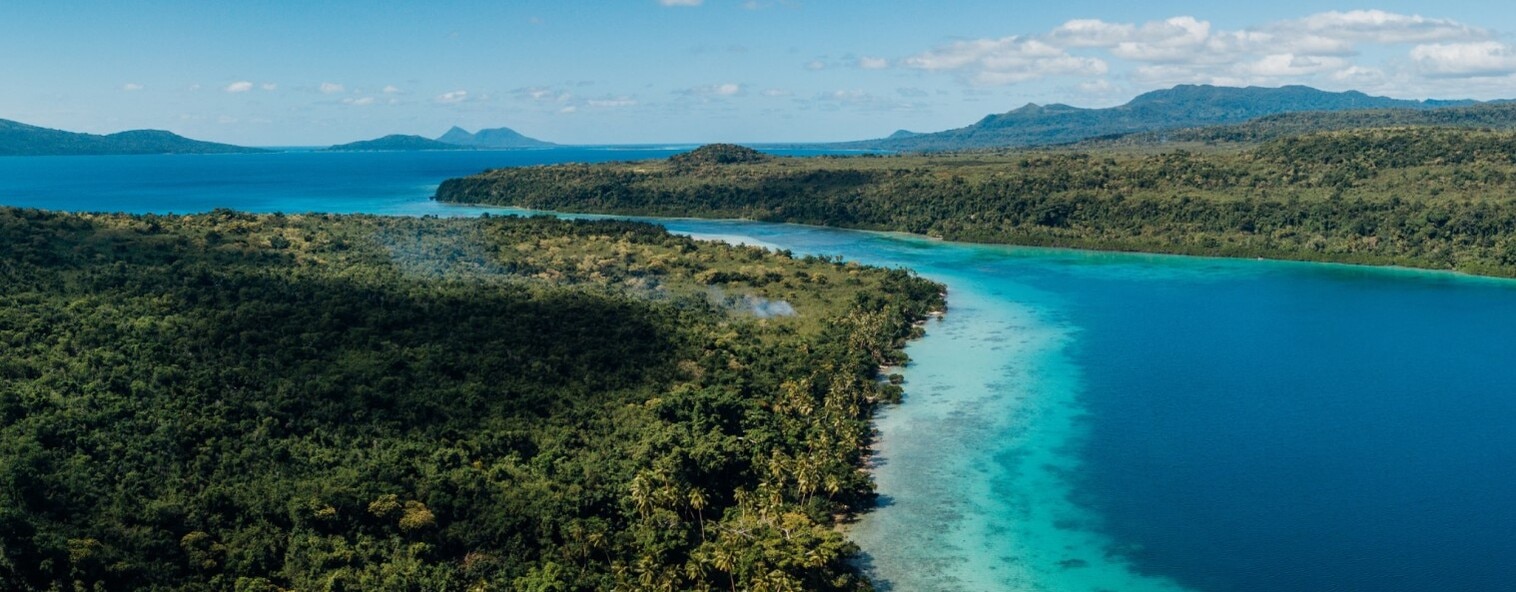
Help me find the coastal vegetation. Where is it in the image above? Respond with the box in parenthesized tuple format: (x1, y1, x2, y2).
(0, 208, 941, 591)
(1086, 101, 1516, 148)
(436, 130, 1516, 277)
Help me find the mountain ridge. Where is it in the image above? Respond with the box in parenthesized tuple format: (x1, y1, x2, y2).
(327, 125, 557, 151)
(833, 84, 1482, 152)
(324, 134, 473, 152)
(0, 118, 265, 156)
(435, 125, 556, 149)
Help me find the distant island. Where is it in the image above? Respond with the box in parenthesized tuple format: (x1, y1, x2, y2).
(437, 126, 556, 149)
(326, 125, 556, 152)
(323, 134, 474, 152)
(828, 84, 1479, 152)
(0, 118, 265, 156)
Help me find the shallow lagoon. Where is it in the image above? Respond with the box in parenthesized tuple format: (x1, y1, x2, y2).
(5, 150, 1516, 591)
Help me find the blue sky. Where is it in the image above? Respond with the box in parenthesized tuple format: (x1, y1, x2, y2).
(4, 1, 1516, 145)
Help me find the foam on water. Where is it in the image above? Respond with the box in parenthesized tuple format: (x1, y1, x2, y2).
(834, 252, 1191, 592)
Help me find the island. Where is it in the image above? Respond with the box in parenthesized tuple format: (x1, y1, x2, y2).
(327, 125, 557, 152)
(0, 118, 265, 156)
(323, 134, 474, 152)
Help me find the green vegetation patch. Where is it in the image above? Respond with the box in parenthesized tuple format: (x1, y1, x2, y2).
(438, 127, 1516, 277)
(0, 208, 941, 591)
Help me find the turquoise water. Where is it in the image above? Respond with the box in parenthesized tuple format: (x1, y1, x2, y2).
(4, 151, 1516, 591)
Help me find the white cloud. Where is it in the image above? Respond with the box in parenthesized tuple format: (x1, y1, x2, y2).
(1107, 17, 1213, 63)
(803, 89, 929, 113)
(1234, 53, 1347, 78)
(261, 83, 277, 91)
(122, 83, 144, 92)
(1331, 65, 1389, 85)
(899, 10, 1495, 91)
(382, 85, 401, 94)
(559, 106, 578, 114)
(761, 88, 792, 97)
(1048, 19, 1136, 48)
(659, 0, 702, 5)
(858, 56, 889, 69)
(1285, 10, 1486, 44)
(1078, 79, 1118, 94)
(903, 37, 1107, 85)
(341, 97, 376, 106)
(587, 96, 638, 108)
(319, 82, 345, 94)
(436, 90, 469, 104)
(817, 89, 872, 103)
(805, 60, 827, 71)
(1411, 41, 1516, 77)
(515, 86, 574, 103)
(685, 83, 743, 98)
(224, 81, 254, 93)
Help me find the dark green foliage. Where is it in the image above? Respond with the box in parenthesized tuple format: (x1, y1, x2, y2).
(0, 208, 942, 591)
(1091, 102, 1516, 147)
(831, 84, 1470, 152)
(0, 119, 265, 156)
(437, 128, 1516, 277)
(669, 144, 772, 168)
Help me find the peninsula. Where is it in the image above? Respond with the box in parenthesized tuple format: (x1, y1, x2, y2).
(437, 130, 1516, 278)
(0, 207, 940, 591)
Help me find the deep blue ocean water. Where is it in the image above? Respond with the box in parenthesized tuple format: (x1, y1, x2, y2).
(4, 149, 1515, 591)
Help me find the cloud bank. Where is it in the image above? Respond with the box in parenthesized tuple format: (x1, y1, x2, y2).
(896, 10, 1511, 94)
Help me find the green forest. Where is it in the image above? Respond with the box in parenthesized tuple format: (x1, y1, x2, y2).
(437, 131, 1516, 277)
(0, 208, 942, 591)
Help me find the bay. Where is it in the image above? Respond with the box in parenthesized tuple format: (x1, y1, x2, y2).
(4, 150, 1515, 592)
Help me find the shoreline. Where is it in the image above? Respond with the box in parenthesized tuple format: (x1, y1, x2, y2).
(440, 201, 1516, 287)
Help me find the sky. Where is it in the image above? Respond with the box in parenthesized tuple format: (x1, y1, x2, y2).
(4, 1, 1516, 146)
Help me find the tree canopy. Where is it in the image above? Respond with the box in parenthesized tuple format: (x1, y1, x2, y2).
(0, 208, 941, 591)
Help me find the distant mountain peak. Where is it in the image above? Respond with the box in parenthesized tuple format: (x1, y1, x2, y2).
(435, 125, 555, 149)
(437, 126, 475, 145)
(839, 84, 1483, 152)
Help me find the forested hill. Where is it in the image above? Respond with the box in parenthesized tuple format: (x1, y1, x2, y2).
(0, 119, 265, 156)
(0, 208, 941, 591)
(833, 84, 1476, 152)
(1082, 101, 1516, 147)
(437, 136, 1516, 277)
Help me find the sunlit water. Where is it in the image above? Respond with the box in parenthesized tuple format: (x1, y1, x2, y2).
(5, 151, 1516, 592)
